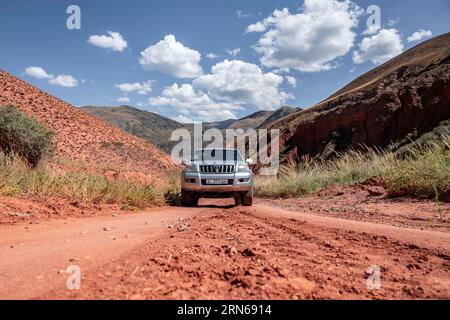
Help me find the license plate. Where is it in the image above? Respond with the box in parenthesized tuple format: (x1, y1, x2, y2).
(205, 179, 228, 185)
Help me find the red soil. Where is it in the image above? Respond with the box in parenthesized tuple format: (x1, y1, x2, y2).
(0, 69, 176, 178)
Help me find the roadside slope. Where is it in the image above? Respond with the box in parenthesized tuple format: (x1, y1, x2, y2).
(0, 70, 175, 174)
(269, 33, 450, 162)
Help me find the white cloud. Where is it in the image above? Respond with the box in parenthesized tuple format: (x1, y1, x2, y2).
(149, 83, 241, 122)
(25, 66, 78, 88)
(246, 21, 266, 33)
(48, 74, 78, 87)
(117, 96, 130, 103)
(226, 48, 241, 57)
(206, 53, 219, 59)
(362, 24, 380, 36)
(236, 10, 251, 19)
(407, 29, 432, 43)
(193, 59, 292, 110)
(387, 18, 400, 27)
(88, 31, 128, 52)
(353, 28, 403, 65)
(139, 35, 203, 78)
(247, 0, 363, 72)
(172, 115, 194, 124)
(285, 76, 297, 88)
(25, 66, 52, 79)
(115, 80, 154, 95)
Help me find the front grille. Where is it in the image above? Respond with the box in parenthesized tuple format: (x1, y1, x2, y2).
(199, 165, 235, 174)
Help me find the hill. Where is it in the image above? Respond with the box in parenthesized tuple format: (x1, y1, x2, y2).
(83, 105, 301, 153)
(81, 105, 183, 154)
(0, 70, 175, 176)
(270, 32, 450, 162)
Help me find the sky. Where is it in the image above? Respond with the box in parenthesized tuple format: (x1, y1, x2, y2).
(0, 0, 449, 123)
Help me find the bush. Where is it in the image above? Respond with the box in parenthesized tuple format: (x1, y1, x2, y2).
(383, 138, 450, 200)
(255, 135, 449, 201)
(0, 151, 165, 208)
(0, 104, 54, 167)
(255, 149, 397, 198)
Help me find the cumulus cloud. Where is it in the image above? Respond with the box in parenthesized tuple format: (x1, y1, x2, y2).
(352, 28, 403, 65)
(25, 66, 78, 87)
(49, 74, 78, 87)
(193, 59, 292, 110)
(407, 29, 432, 43)
(285, 76, 297, 88)
(117, 96, 130, 103)
(139, 35, 203, 78)
(115, 80, 154, 95)
(206, 53, 219, 59)
(25, 66, 52, 79)
(149, 83, 241, 122)
(246, 0, 363, 72)
(88, 31, 128, 52)
(226, 48, 241, 57)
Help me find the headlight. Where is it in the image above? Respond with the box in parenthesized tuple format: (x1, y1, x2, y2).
(185, 164, 198, 173)
(237, 164, 251, 173)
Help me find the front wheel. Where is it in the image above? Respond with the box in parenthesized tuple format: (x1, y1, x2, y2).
(241, 188, 253, 206)
(181, 190, 198, 207)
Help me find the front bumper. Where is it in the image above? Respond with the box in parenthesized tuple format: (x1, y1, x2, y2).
(181, 171, 253, 193)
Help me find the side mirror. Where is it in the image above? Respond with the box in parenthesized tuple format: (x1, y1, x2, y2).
(246, 159, 254, 165)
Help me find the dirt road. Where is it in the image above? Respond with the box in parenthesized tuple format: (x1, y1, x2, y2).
(1, 189, 449, 300)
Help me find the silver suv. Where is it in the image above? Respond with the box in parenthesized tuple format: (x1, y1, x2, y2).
(181, 148, 253, 207)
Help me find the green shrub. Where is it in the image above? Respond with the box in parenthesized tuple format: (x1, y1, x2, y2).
(0, 104, 54, 167)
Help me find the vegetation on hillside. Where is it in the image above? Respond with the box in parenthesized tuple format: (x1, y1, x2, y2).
(255, 134, 450, 201)
(0, 104, 53, 166)
(0, 151, 165, 208)
(0, 105, 165, 208)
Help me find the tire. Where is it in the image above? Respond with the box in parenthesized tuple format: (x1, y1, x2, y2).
(234, 196, 242, 206)
(191, 194, 199, 207)
(241, 188, 253, 206)
(181, 190, 192, 207)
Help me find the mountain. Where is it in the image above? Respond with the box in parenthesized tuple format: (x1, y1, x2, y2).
(0, 70, 175, 176)
(270, 32, 450, 162)
(257, 106, 302, 129)
(81, 105, 184, 154)
(82, 105, 301, 153)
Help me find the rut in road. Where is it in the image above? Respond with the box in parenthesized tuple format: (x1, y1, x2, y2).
(43, 203, 450, 300)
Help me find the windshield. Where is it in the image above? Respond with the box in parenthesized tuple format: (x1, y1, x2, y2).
(192, 149, 242, 162)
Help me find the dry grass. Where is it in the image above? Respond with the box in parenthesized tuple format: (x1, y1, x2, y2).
(0, 152, 165, 208)
(255, 135, 449, 200)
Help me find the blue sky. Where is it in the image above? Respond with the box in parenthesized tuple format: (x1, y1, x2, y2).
(0, 0, 449, 122)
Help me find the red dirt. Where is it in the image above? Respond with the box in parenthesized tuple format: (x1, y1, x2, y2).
(0, 196, 127, 225)
(257, 183, 450, 233)
(0, 190, 447, 300)
(0, 69, 176, 181)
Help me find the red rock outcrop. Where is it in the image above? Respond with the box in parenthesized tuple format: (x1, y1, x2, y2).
(271, 32, 450, 161)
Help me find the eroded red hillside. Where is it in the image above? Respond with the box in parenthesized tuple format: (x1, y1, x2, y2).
(0, 69, 175, 176)
(270, 33, 450, 162)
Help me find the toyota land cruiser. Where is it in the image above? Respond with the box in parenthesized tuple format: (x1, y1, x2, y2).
(180, 148, 253, 207)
